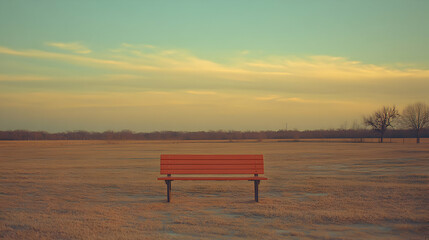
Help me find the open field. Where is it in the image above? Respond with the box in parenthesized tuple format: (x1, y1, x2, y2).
(0, 140, 428, 239)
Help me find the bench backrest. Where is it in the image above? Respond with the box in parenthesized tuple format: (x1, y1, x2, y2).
(160, 154, 264, 175)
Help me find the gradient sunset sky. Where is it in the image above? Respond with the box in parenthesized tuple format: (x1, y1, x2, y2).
(1, 1, 428, 132)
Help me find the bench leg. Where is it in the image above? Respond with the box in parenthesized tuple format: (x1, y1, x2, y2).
(165, 180, 172, 202)
(254, 180, 260, 202)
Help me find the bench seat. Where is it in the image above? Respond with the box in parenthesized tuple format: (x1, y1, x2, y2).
(158, 154, 267, 202)
(158, 176, 268, 181)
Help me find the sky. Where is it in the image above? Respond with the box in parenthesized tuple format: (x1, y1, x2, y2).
(0, 0, 428, 132)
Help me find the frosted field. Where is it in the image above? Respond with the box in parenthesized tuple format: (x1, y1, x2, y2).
(0, 140, 428, 239)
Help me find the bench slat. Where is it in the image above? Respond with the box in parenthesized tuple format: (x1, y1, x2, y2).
(158, 177, 268, 180)
(161, 169, 264, 174)
(161, 154, 263, 160)
(161, 159, 263, 165)
(161, 165, 263, 170)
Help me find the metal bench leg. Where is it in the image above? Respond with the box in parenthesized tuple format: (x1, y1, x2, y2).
(165, 180, 172, 202)
(254, 180, 260, 202)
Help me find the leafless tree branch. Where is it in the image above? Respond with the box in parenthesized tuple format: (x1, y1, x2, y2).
(363, 106, 400, 143)
(401, 102, 429, 143)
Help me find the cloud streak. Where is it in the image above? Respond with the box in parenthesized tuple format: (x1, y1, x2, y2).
(0, 74, 51, 81)
(1, 44, 428, 82)
(186, 90, 217, 95)
(244, 55, 429, 80)
(1, 44, 428, 100)
(0, 46, 159, 71)
(46, 42, 91, 54)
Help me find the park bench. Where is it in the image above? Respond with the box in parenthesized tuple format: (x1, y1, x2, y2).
(157, 154, 268, 202)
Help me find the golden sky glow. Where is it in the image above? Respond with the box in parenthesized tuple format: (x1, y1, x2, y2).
(1, 1, 428, 131)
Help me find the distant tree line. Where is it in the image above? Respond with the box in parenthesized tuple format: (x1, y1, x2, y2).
(0, 129, 428, 141)
(2, 102, 428, 142)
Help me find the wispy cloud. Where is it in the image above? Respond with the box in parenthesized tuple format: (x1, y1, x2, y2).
(46, 42, 91, 54)
(104, 74, 146, 80)
(0, 46, 159, 71)
(186, 90, 217, 95)
(0, 74, 51, 81)
(255, 95, 314, 103)
(1, 44, 429, 105)
(2, 44, 429, 82)
(243, 55, 429, 80)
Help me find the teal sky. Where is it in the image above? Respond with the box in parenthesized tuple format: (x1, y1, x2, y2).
(1, 1, 428, 132)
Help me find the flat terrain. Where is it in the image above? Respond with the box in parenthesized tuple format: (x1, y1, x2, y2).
(0, 140, 428, 239)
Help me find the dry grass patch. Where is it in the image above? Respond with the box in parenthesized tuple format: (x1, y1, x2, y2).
(0, 140, 428, 239)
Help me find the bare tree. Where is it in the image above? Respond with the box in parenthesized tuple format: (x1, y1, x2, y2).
(401, 102, 429, 143)
(363, 106, 399, 143)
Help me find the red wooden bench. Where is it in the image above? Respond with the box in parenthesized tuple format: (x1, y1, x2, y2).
(157, 154, 268, 202)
